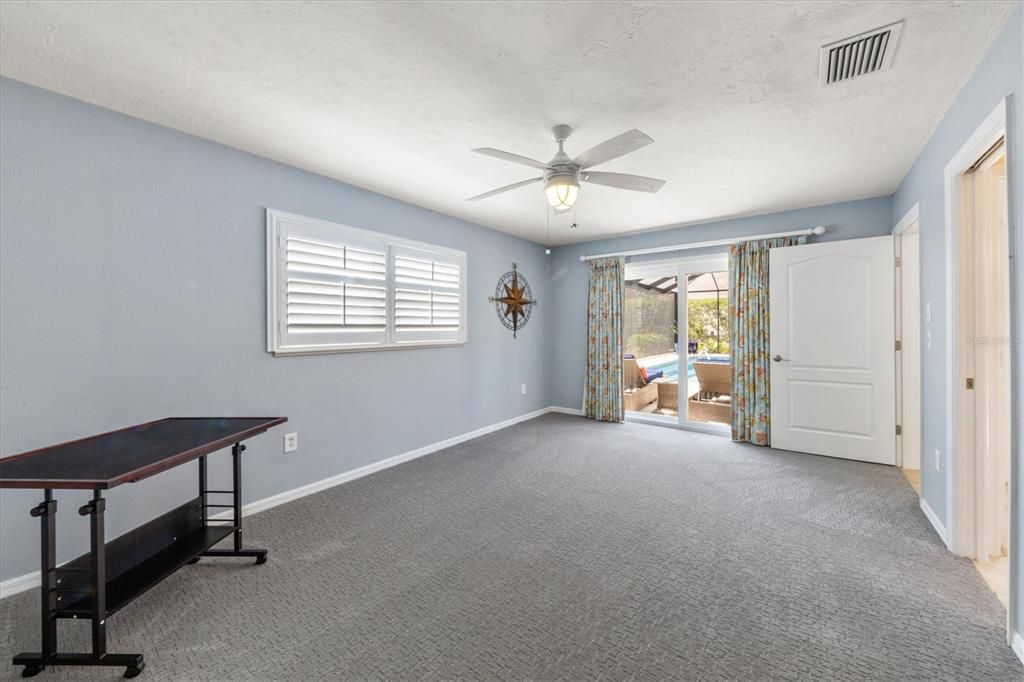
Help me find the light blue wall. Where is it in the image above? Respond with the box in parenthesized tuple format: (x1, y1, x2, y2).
(891, 4, 1023, 631)
(0, 78, 552, 581)
(547, 196, 894, 410)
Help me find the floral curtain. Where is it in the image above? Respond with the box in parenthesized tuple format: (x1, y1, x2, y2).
(728, 237, 801, 445)
(584, 257, 625, 422)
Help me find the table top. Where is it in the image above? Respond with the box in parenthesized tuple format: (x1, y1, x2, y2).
(0, 417, 287, 490)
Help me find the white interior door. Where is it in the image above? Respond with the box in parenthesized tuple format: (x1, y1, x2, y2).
(770, 236, 896, 464)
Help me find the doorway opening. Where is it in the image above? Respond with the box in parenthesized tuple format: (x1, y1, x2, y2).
(894, 204, 921, 495)
(945, 100, 1013, 622)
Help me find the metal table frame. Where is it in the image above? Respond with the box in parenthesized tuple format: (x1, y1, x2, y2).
(0, 418, 286, 679)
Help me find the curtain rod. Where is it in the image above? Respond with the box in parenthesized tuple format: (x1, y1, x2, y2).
(578, 226, 826, 262)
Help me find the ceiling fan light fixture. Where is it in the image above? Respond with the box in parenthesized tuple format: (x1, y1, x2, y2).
(468, 125, 663, 211)
(545, 174, 579, 212)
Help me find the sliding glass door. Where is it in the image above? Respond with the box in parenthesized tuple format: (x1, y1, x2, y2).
(682, 266, 731, 427)
(623, 255, 731, 432)
(623, 265, 678, 417)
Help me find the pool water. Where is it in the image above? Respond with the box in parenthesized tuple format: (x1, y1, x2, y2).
(643, 353, 729, 382)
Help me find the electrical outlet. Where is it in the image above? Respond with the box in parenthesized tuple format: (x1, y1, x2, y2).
(934, 449, 941, 472)
(521, 383, 527, 395)
(284, 432, 298, 453)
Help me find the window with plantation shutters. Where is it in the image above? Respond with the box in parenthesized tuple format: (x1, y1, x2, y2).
(267, 209, 467, 354)
(284, 235, 387, 346)
(393, 247, 463, 344)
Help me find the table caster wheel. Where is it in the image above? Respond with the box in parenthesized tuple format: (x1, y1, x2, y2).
(255, 554, 267, 565)
(186, 557, 200, 564)
(21, 665, 42, 678)
(124, 662, 145, 678)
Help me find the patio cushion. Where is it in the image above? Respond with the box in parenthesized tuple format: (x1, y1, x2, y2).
(644, 369, 664, 382)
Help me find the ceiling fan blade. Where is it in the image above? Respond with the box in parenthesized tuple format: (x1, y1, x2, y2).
(472, 147, 549, 170)
(581, 171, 665, 193)
(466, 177, 543, 201)
(573, 129, 654, 169)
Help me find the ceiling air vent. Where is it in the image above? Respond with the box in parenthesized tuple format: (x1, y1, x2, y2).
(819, 21, 903, 87)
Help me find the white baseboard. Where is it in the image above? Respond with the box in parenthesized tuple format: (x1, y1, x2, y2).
(0, 406, 581, 600)
(920, 497, 950, 548)
(1011, 631, 1024, 667)
(0, 572, 39, 600)
(224, 406, 558, 518)
(548, 406, 583, 416)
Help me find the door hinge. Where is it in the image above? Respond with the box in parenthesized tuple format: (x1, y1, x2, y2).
(896, 424, 902, 436)
(895, 340, 902, 351)
(966, 377, 975, 390)
(895, 256, 902, 268)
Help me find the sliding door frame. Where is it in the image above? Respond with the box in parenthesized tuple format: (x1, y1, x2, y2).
(624, 254, 730, 435)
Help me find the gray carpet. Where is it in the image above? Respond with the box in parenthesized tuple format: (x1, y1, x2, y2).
(1, 413, 1019, 680)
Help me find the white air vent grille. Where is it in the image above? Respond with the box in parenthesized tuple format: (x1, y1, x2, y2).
(820, 21, 903, 87)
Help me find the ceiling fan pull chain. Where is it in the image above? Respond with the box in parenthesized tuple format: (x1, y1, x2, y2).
(545, 204, 551, 252)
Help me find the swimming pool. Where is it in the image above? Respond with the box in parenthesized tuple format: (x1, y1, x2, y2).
(642, 353, 729, 382)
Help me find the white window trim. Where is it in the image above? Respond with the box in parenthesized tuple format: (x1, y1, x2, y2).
(266, 208, 468, 355)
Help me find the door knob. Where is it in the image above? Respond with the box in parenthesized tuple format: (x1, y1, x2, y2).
(772, 354, 785, 362)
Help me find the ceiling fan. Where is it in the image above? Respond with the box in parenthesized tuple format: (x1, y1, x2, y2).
(467, 124, 665, 212)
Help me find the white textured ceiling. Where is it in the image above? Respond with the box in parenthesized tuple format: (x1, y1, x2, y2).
(0, 1, 1015, 244)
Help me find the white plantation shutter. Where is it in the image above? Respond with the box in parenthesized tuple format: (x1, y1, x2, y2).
(393, 247, 464, 343)
(267, 210, 467, 354)
(284, 234, 387, 346)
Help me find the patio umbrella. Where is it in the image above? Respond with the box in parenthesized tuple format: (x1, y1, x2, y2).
(625, 273, 727, 299)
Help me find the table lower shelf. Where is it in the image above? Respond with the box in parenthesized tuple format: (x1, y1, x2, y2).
(56, 497, 233, 618)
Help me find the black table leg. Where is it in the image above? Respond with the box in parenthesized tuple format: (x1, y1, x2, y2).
(13, 490, 144, 679)
(194, 443, 267, 565)
(15, 491, 56, 677)
(186, 455, 209, 565)
(86, 490, 107, 659)
(199, 454, 208, 526)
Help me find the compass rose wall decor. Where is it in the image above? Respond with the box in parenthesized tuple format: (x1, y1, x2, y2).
(489, 263, 536, 338)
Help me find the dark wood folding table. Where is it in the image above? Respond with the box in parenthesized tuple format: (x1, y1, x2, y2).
(0, 417, 287, 679)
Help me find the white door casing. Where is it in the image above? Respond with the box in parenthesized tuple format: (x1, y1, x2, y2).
(969, 145, 1010, 562)
(944, 99, 1010, 562)
(899, 231, 922, 470)
(769, 236, 896, 464)
(894, 208, 922, 471)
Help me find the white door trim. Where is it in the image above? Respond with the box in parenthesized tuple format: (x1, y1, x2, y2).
(892, 203, 920, 471)
(942, 97, 1015, 643)
(943, 98, 1007, 551)
(893, 202, 920, 236)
